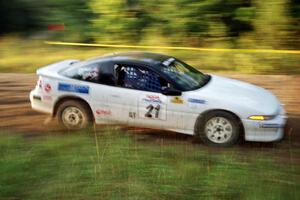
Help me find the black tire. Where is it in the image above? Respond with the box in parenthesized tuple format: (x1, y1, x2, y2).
(57, 100, 93, 130)
(195, 111, 241, 147)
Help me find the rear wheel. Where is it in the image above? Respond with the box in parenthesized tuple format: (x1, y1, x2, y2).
(57, 100, 93, 130)
(195, 111, 241, 147)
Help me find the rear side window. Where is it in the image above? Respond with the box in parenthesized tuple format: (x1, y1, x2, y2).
(62, 61, 115, 86)
(63, 63, 99, 83)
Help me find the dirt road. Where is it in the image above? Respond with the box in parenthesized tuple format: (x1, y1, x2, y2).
(0, 73, 299, 146)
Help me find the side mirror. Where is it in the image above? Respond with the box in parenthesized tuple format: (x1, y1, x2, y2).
(162, 87, 182, 96)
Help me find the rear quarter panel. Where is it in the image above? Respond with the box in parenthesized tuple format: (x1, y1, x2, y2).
(39, 75, 93, 115)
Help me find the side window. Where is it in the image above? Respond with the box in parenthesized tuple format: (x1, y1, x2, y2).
(63, 63, 100, 83)
(115, 64, 168, 93)
(63, 61, 115, 86)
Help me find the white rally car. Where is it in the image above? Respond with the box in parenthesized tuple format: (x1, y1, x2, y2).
(30, 52, 287, 146)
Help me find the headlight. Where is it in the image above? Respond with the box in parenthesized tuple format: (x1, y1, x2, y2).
(248, 115, 274, 120)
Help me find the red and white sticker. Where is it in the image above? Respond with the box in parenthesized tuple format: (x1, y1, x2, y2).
(44, 83, 52, 93)
(96, 109, 111, 116)
(142, 94, 162, 104)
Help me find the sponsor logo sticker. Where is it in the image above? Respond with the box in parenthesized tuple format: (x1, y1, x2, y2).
(142, 95, 162, 104)
(44, 83, 52, 93)
(162, 58, 175, 66)
(58, 83, 89, 94)
(96, 109, 111, 116)
(188, 98, 206, 104)
(171, 96, 183, 104)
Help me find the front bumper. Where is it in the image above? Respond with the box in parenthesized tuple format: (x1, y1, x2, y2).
(242, 108, 287, 142)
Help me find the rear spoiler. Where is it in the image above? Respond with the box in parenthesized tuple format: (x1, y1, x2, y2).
(37, 59, 80, 76)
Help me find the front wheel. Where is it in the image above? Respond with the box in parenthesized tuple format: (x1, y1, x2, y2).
(57, 100, 93, 130)
(195, 111, 241, 147)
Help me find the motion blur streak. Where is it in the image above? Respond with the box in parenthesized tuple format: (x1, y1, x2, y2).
(45, 41, 300, 54)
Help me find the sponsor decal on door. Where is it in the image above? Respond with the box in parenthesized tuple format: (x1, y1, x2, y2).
(171, 96, 183, 104)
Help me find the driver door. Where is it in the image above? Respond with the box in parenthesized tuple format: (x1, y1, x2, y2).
(115, 63, 184, 130)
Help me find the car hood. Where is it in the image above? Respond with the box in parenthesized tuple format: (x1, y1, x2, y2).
(193, 74, 280, 116)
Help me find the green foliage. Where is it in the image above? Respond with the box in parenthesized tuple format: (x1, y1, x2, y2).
(0, 130, 299, 199)
(289, 0, 300, 49)
(89, 0, 151, 43)
(0, 0, 94, 41)
(88, 0, 255, 45)
(0, 0, 300, 74)
(0, 0, 42, 34)
(2, 0, 299, 48)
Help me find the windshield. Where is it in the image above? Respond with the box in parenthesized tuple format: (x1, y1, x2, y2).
(160, 58, 209, 91)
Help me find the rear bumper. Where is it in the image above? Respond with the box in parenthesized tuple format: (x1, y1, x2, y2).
(30, 89, 53, 114)
(242, 112, 287, 142)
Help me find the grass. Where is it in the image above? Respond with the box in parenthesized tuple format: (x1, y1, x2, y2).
(0, 129, 299, 200)
(0, 36, 300, 74)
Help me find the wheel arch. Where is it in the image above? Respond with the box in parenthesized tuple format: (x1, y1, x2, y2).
(52, 95, 94, 120)
(194, 109, 245, 139)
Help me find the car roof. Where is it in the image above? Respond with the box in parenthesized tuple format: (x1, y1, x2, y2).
(87, 51, 172, 67)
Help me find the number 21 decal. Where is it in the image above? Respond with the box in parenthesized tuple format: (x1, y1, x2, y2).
(145, 104, 160, 118)
(139, 94, 166, 120)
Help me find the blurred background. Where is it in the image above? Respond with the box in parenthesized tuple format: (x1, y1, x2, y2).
(0, 0, 299, 73)
(1, 1, 300, 199)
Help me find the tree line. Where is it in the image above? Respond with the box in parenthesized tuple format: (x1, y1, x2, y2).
(1, 0, 299, 49)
